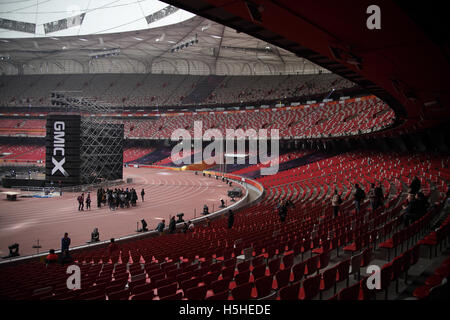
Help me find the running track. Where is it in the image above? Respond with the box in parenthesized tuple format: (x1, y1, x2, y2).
(0, 168, 239, 257)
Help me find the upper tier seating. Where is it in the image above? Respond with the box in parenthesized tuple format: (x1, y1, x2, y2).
(0, 144, 44, 162)
(0, 96, 394, 139)
(0, 145, 154, 164)
(123, 148, 154, 163)
(0, 73, 355, 108)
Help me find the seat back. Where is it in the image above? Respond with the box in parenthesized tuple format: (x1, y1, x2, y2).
(203, 271, 220, 286)
(157, 282, 177, 298)
(391, 256, 403, 280)
(206, 290, 229, 300)
(211, 277, 231, 294)
(185, 284, 208, 300)
(305, 255, 319, 275)
(252, 264, 267, 280)
(411, 244, 421, 265)
(237, 261, 250, 273)
(243, 247, 253, 260)
(231, 282, 253, 300)
(337, 259, 351, 282)
(255, 275, 273, 298)
(350, 253, 363, 275)
(380, 264, 393, 289)
(292, 262, 306, 282)
(221, 266, 235, 279)
(180, 277, 200, 292)
(302, 274, 321, 300)
(321, 266, 337, 291)
(338, 282, 360, 300)
(360, 276, 375, 300)
(108, 289, 130, 300)
(251, 256, 264, 268)
(361, 247, 373, 267)
(282, 254, 294, 269)
(318, 251, 331, 270)
(279, 281, 300, 300)
(235, 270, 251, 286)
(132, 290, 154, 300)
(401, 250, 411, 272)
(268, 258, 281, 275)
(159, 292, 182, 300)
(275, 268, 291, 289)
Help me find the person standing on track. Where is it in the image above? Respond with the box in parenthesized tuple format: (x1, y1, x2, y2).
(141, 189, 145, 202)
(86, 192, 91, 211)
(61, 232, 71, 253)
(77, 193, 84, 211)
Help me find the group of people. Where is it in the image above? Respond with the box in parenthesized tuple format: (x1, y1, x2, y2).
(331, 182, 385, 218)
(45, 232, 73, 266)
(354, 182, 385, 214)
(153, 209, 235, 235)
(329, 176, 430, 226)
(77, 193, 91, 211)
(77, 187, 146, 212)
(46, 233, 121, 266)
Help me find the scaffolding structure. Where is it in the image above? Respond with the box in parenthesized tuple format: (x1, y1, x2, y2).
(50, 92, 123, 185)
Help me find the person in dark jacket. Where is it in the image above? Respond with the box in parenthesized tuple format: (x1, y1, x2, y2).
(108, 238, 119, 254)
(77, 193, 84, 211)
(369, 183, 376, 211)
(58, 249, 73, 266)
(182, 222, 189, 234)
(331, 189, 342, 218)
(403, 192, 428, 226)
(61, 233, 71, 252)
(227, 210, 235, 229)
(374, 183, 384, 210)
(97, 189, 102, 208)
(91, 228, 100, 242)
(277, 200, 288, 222)
(86, 192, 91, 211)
(409, 176, 421, 195)
(168, 216, 176, 234)
(141, 189, 145, 202)
(203, 204, 209, 215)
(156, 219, 165, 233)
(353, 184, 365, 214)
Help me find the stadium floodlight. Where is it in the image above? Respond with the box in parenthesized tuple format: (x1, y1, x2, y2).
(170, 34, 198, 53)
(89, 48, 120, 59)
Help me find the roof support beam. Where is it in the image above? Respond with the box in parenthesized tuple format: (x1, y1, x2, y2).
(212, 24, 226, 74)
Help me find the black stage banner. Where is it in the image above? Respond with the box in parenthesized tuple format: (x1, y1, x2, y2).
(45, 113, 81, 186)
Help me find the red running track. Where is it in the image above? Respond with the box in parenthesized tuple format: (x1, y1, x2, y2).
(0, 168, 238, 257)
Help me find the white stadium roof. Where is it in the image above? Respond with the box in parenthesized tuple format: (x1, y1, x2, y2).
(0, 0, 195, 37)
(0, 0, 332, 76)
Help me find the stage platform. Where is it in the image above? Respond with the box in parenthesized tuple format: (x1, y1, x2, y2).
(0, 168, 240, 257)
